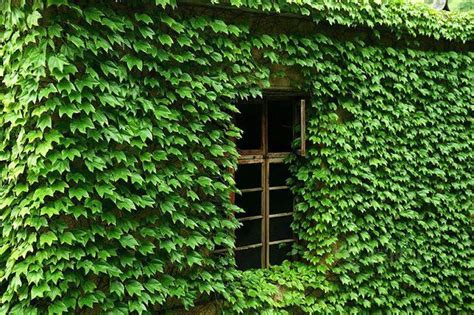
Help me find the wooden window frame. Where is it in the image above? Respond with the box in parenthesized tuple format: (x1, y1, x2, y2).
(226, 93, 307, 269)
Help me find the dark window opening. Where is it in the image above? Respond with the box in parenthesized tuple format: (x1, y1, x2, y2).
(235, 191, 262, 218)
(235, 246, 262, 270)
(235, 102, 263, 151)
(270, 242, 293, 266)
(231, 93, 307, 270)
(268, 99, 295, 152)
(269, 163, 291, 187)
(269, 216, 293, 242)
(235, 219, 262, 247)
(235, 163, 262, 189)
(269, 190, 293, 214)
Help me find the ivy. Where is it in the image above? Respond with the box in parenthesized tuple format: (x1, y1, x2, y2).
(0, 0, 472, 314)
(222, 262, 333, 314)
(212, 0, 474, 42)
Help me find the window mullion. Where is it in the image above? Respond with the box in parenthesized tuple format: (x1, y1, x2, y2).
(300, 98, 306, 156)
(264, 159, 270, 268)
(263, 100, 270, 268)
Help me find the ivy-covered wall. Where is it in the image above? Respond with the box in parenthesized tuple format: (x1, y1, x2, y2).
(0, 0, 472, 314)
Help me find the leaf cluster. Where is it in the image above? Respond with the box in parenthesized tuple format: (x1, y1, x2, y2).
(0, 0, 472, 314)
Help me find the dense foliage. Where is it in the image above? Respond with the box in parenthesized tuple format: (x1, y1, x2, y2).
(210, 0, 474, 42)
(284, 34, 473, 313)
(0, 0, 472, 314)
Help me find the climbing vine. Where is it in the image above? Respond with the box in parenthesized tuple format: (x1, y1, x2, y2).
(0, 0, 472, 314)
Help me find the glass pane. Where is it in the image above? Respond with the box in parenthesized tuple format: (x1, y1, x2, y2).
(235, 191, 261, 218)
(235, 219, 262, 247)
(270, 242, 293, 266)
(235, 246, 261, 270)
(269, 163, 291, 187)
(235, 103, 263, 151)
(269, 189, 293, 214)
(269, 216, 293, 242)
(268, 99, 294, 152)
(236, 163, 261, 189)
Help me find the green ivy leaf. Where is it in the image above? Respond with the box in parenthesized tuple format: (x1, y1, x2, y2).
(126, 280, 144, 297)
(110, 281, 125, 297)
(39, 231, 58, 247)
(78, 294, 97, 309)
(31, 281, 50, 299)
(48, 55, 67, 73)
(210, 20, 228, 33)
(119, 235, 139, 249)
(48, 301, 68, 314)
(37, 115, 52, 132)
(135, 13, 153, 25)
(158, 34, 173, 46)
(27, 11, 42, 27)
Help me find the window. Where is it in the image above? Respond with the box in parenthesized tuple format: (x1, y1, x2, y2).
(232, 94, 306, 270)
